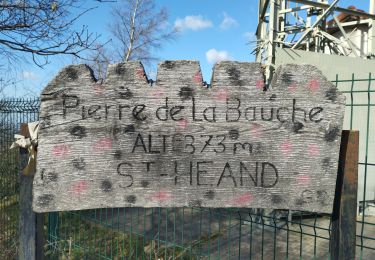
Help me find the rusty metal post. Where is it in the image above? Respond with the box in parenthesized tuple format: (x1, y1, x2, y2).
(330, 130, 359, 260)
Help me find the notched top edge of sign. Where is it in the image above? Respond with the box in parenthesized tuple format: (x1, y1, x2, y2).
(41, 60, 345, 103)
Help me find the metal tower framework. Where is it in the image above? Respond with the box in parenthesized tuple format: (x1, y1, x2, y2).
(255, 0, 375, 82)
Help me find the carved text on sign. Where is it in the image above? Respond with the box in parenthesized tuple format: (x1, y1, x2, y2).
(33, 61, 346, 213)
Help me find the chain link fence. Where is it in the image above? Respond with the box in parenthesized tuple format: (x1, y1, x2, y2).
(0, 74, 374, 259)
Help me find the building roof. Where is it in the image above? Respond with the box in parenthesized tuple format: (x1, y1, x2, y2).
(326, 5, 367, 34)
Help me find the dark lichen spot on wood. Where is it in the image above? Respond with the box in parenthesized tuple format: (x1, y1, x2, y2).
(269, 94, 277, 101)
(124, 124, 135, 134)
(326, 87, 337, 102)
(65, 67, 78, 80)
(229, 129, 239, 140)
(101, 180, 113, 192)
(161, 61, 175, 69)
(179, 87, 194, 100)
(72, 157, 86, 170)
(293, 122, 304, 133)
(271, 194, 283, 204)
(322, 157, 330, 165)
(281, 72, 293, 85)
(118, 87, 133, 99)
(41, 169, 58, 182)
(115, 64, 126, 75)
(226, 67, 242, 86)
(302, 190, 314, 203)
(70, 125, 86, 138)
(295, 198, 304, 206)
(114, 150, 122, 160)
(204, 190, 215, 200)
(189, 200, 202, 207)
(317, 190, 329, 205)
(141, 180, 149, 187)
(126, 195, 137, 204)
(322, 157, 331, 172)
(325, 125, 340, 142)
(45, 172, 58, 182)
(37, 194, 55, 207)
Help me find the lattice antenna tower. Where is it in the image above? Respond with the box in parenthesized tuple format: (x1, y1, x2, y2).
(255, 0, 375, 83)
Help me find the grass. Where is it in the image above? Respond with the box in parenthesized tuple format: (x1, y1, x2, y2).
(43, 211, 218, 259)
(0, 199, 19, 260)
(1, 152, 20, 260)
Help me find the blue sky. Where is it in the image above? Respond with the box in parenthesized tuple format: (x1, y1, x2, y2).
(4, 0, 370, 97)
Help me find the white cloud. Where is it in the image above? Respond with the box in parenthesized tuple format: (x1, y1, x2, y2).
(243, 31, 257, 42)
(205, 49, 232, 64)
(220, 12, 238, 30)
(22, 71, 39, 80)
(174, 15, 212, 31)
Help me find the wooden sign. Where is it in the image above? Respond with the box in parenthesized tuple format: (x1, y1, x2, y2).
(33, 61, 346, 213)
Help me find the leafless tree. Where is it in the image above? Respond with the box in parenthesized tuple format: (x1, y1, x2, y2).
(88, 0, 177, 79)
(87, 0, 178, 78)
(0, 0, 106, 67)
(111, 0, 177, 62)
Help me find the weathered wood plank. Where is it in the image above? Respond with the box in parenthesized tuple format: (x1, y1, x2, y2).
(33, 61, 346, 213)
(330, 130, 359, 260)
(19, 124, 44, 260)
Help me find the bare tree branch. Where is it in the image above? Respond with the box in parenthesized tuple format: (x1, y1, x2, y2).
(86, 42, 113, 79)
(0, 0, 105, 67)
(87, 0, 177, 78)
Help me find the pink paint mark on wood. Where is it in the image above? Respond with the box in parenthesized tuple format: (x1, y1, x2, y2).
(150, 190, 172, 202)
(280, 139, 292, 156)
(250, 124, 261, 139)
(308, 143, 320, 156)
(151, 88, 164, 97)
(72, 180, 88, 195)
(52, 144, 70, 157)
(309, 79, 319, 92)
(136, 68, 146, 79)
(93, 83, 105, 95)
(193, 71, 202, 84)
(230, 193, 253, 206)
(288, 83, 297, 92)
(256, 80, 265, 90)
(215, 88, 228, 101)
(177, 119, 188, 130)
(296, 174, 311, 186)
(93, 138, 113, 152)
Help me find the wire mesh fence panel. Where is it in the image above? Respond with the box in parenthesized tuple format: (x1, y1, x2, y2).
(0, 98, 40, 260)
(332, 74, 375, 259)
(0, 74, 374, 259)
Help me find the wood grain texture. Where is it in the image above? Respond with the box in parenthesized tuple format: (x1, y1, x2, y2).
(33, 61, 346, 213)
(19, 124, 44, 260)
(331, 131, 359, 260)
